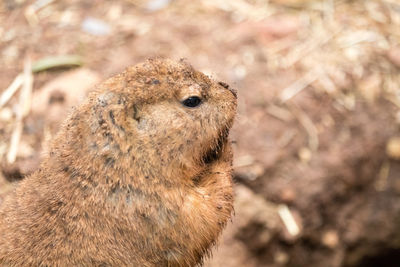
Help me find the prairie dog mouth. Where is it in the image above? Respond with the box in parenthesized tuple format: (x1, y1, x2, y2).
(202, 130, 229, 165)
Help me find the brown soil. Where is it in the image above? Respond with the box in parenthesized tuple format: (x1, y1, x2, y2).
(1, 0, 400, 266)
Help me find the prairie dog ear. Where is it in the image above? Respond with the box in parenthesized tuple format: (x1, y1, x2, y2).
(95, 92, 142, 131)
(94, 92, 125, 130)
(106, 107, 126, 134)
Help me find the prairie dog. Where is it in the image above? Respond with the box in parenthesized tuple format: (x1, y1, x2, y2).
(0, 58, 237, 266)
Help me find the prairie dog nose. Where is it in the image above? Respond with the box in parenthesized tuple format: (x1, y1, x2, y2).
(218, 81, 237, 98)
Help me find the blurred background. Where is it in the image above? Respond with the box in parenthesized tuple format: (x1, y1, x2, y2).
(1, 0, 400, 266)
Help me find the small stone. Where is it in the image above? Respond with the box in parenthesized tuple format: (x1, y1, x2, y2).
(0, 108, 13, 122)
(386, 137, 400, 160)
(81, 17, 111, 36)
(146, 0, 171, 12)
(274, 251, 289, 264)
(280, 188, 296, 203)
(298, 147, 312, 163)
(322, 230, 339, 248)
(233, 65, 247, 80)
(107, 5, 122, 21)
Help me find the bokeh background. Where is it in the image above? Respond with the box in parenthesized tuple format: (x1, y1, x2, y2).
(1, 0, 400, 266)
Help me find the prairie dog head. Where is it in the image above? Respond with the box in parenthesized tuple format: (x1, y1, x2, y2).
(61, 58, 237, 185)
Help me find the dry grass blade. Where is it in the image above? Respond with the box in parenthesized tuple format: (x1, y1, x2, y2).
(0, 74, 23, 109)
(7, 57, 33, 164)
(32, 55, 83, 73)
(201, 0, 271, 20)
(280, 70, 318, 103)
(31, 0, 55, 11)
(6, 119, 23, 164)
(278, 129, 297, 148)
(20, 58, 33, 117)
(283, 28, 339, 68)
(24, 0, 55, 26)
(290, 105, 319, 151)
(233, 155, 255, 168)
(278, 204, 300, 237)
(266, 105, 294, 121)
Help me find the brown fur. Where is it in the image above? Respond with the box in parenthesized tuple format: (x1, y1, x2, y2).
(0, 58, 237, 266)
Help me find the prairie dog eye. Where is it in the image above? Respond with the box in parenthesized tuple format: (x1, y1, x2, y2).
(182, 96, 202, 108)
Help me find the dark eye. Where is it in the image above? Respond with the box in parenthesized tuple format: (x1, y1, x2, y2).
(182, 96, 202, 108)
